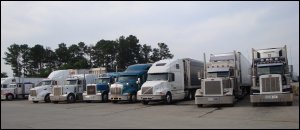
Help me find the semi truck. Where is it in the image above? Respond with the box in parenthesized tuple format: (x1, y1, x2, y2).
(250, 45, 293, 106)
(195, 51, 251, 107)
(1, 77, 44, 100)
(50, 74, 97, 103)
(138, 58, 203, 105)
(109, 64, 152, 103)
(28, 70, 70, 103)
(83, 72, 119, 103)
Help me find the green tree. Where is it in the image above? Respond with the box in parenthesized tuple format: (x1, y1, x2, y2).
(3, 44, 22, 77)
(150, 48, 160, 62)
(157, 43, 174, 59)
(116, 35, 141, 70)
(29, 44, 46, 75)
(55, 43, 70, 67)
(1, 72, 8, 78)
(140, 44, 152, 63)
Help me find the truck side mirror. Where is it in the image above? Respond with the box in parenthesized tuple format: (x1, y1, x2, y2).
(136, 78, 141, 84)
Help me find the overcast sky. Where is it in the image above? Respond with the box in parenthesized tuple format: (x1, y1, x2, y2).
(1, 1, 299, 77)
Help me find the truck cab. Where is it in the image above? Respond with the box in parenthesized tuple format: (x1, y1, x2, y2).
(138, 58, 203, 105)
(195, 51, 251, 107)
(28, 79, 58, 103)
(83, 72, 119, 103)
(50, 74, 97, 103)
(250, 45, 293, 106)
(1, 82, 34, 100)
(109, 64, 152, 103)
(28, 70, 70, 103)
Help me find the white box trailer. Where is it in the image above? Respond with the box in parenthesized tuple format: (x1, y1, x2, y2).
(195, 51, 251, 107)
(1, 77, 44, 100)
(138, 58, 203, 104)
(28, 70, 70, 103)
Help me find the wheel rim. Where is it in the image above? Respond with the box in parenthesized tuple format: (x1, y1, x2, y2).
(167, 94, 171, 103)
(68, 95, 74, 102)
(45, 95, 50, 102)
(7, 95, 13, 100)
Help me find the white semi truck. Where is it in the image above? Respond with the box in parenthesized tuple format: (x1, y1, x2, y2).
(250, 45, 293, 106)
(28, 70, 70, 103)
(1, 77, 44, 100)
(195, 51, 251, 107)
(50, 74, 97, 103)
(138, 58, 203, 105)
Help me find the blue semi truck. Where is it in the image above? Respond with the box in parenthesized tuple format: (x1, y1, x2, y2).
(109, 64, 152, 103)
(83, 72, 119, 103)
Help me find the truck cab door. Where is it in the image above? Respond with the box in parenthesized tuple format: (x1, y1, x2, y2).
(17, 84, 23, 94)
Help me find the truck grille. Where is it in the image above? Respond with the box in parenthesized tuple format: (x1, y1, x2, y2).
(204, 81, 222, 95)
(110, 87, 121, 95)
(142, 87, 153, 94)
(261, 77, 280, 92)
(30, 90, 37, 96)
(87, 85, 96, 95)
(53, 87, 61, 96)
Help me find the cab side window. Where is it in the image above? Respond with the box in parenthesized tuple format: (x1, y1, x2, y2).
(168, 73, 175, 82)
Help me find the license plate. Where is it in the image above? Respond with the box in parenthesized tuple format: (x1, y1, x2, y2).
(208, 97, 217, 101)
(265, 95, 278, 99)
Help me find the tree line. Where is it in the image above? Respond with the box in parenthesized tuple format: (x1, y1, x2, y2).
(3, 35, 174, 78)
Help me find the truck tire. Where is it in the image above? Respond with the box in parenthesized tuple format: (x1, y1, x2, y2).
(164, 93, 172, 104)
(197, 104, 203, 107)
(33, 101, 39, 103)
(102, 93, 108, 103)
(67, 94, 76, 103)
(86, 101, 91, 103)
(142, 100, 149, 105)
(129, 94, 137, 103)
(53, 101, 59, 104)
(187, 90, 194, 100)
(44, 94, 51, 103)
(6, 94, 14, 101)
(287, 102, 293, 106)
(112, 100, 118, 103)
(252, 103, 257, 106)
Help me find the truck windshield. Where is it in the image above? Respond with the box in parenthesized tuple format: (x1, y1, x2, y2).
(65, 80, 78, 85)
(9, 84, 17, 88)
(207, 71, 229, 78)
(118, 75, 137, 82)
(147, 73, 168, 81)
(257, 65, 282, 75)
(96, 78, 110, 84)
(36, 80, 52, 87)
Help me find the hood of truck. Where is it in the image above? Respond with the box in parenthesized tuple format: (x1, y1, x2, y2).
(96, 83, 109, 91)
(141, 81, 168, 94)
(142, 81, 167, 89)
(1, 88, 15, 94)
(111, 81, 138, 94)
(30, 85, 52, 92)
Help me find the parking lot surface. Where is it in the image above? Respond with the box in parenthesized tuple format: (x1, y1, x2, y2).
(1, 95, 299, 129)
